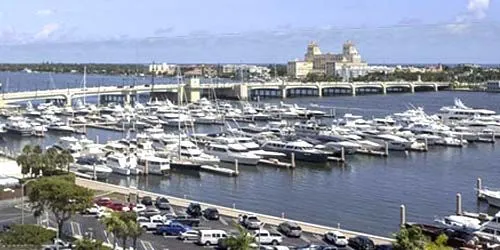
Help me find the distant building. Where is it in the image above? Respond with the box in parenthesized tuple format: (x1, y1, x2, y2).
(149, 63, 176, 75)
(486, 81, 500, 92)
(287, 41, 369, 79)
(287, 60, 314, 79)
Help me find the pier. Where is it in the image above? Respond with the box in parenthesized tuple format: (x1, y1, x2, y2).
(75, 177, 394, 245)
(0, 80, 451, 108)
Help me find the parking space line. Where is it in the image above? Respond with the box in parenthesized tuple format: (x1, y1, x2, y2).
(301, 235, 311, 244)
(140, 239, 155, 250)
(202, 216, 208, 222)
(219, 217, 228, 226)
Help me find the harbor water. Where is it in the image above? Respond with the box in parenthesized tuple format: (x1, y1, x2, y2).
(1, 72, 500, 236)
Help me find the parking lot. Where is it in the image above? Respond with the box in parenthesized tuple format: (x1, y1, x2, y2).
(0, 199, 357, 250)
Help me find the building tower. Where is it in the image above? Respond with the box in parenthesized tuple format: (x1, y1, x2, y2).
(342, 41, 361, 63)
(305, 41, 322, 62)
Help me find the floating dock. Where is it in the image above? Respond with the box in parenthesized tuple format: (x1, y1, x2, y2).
(258, 158, 293, 168)
(200, 165, 238, 176)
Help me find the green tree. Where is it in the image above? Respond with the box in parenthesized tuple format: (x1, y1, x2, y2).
(393, 225, 428, 250)
(74, 238, 112, 250)
(101, 212, 127, 250)
(425, 234, 452, 250)
(127, 219, 143, 250)
(223, 224, 254, 250)
(0, 224, 56, 247)
(28, 175, 94, 238)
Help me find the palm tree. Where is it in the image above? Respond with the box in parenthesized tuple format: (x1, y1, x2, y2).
(101, 212, 124, 250)
(59, 149, 74, 172)
(16, 154, 30, 176)
(393, 225, 428, 250)
(224, 224, 254, 250)
(127, 220, 142, 250)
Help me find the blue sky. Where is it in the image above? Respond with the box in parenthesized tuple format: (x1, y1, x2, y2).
(0, 0, 499, 63)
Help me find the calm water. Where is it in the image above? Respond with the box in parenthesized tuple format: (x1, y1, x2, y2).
(1, 72, 500, 236)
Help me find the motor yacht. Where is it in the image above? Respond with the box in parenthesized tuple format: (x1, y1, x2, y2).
(434, 215, 481, 232)
(437, 98, 496, 122)
(136, 155, 170, 175)
(106, 153, 138, 175)
(204, 143, 261, 165)
(71, 156, 112, 179)
(261, 140, 329, 163)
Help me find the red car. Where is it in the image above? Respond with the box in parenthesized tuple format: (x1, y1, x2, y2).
(106, 202, 126, 211)
(95, 197, 112, 207)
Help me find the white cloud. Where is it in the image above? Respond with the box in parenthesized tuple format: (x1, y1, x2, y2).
(446, 0, 490, 34)
(36, 9, 54, 16)
(467, 0, 490, 19)
(34, 23, 60, 40)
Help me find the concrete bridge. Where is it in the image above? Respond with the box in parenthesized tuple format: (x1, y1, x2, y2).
(0, 79, 450, 107)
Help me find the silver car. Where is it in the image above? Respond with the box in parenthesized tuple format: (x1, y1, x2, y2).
(278, 221, 302, 237)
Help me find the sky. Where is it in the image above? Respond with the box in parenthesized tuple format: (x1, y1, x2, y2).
(0, 0, 499, 64)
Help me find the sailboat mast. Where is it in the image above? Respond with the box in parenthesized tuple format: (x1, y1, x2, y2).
(177, 66, 182, 159)
(83, 66, 87, 105)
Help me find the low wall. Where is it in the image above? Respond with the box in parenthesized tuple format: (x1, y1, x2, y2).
(76, 178, 394, 245)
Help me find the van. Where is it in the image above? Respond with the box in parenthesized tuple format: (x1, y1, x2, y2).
(197, 229, 228, 246)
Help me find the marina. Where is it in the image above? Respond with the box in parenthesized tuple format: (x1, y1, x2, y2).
(1, 72, 500, 238)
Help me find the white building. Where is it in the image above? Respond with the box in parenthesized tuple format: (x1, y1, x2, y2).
(149, 63, 176, 75)
(287, 60, 314, 79)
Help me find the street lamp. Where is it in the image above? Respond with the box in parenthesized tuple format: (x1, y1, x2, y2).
(21, 179, 37, 224)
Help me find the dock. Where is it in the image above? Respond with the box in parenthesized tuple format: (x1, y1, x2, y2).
(258, 158, 293, 168)
(200, 165, 239, 176)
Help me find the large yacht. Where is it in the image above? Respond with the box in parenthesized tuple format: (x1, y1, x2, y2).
(136, 155, 170, 175)
(474, 211, 500, 244)
(106, 153, 138, 176)
(71, 156, 112, 180)
(261, 140, 329, 163)
(437, 98, 496, 121)
(5, 116, 33, 136)
(204, 143, 261, 165)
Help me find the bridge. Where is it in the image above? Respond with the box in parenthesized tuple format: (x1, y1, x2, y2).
(0, 79, 450, 107)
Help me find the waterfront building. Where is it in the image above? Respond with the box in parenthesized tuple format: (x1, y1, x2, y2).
(288, 41, 369, 79)
(149, 63, 176, 75)
(287, 60, 314, 79)
(486, 81, 500, 92)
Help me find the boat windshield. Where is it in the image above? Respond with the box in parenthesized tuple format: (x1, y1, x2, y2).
(229, 147, 248, 153)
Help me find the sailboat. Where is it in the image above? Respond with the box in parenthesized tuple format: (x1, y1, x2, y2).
(168, 69, 202, 172)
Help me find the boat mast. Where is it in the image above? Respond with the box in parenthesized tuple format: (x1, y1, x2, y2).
(83, 66, 87, 105)
(177, 66, 182, 160)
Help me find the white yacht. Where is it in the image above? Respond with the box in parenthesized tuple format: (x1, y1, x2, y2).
(437, 98, 496, 121)
(47, 122, 76, 133)
(136, 155, 170, 175)
(434, 215, 481, 231)
(71, 156, 112, 179)
(159, 140, 220, 165)
(5, 116, 33, 136)
(204, 143, 261, 165)
(474, 211, 500, 243)
(478, 188, 500, 208)
(358, 131, 412, 151)
(106, 153, 138, 176)
(261, 140, 330, 163)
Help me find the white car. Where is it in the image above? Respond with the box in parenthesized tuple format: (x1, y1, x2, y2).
(178, 230, 199, 241)
(96, 207, 112, 219)
(324, 230, 348, 247)
(137, 216, 166, 231)
(84, 204, 100, 215)
(132, 204, 147, 213)
(253, 229, 282, 245)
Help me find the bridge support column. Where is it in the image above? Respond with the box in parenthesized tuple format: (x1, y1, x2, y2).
(184, 78, 200, 103)
(280, 86, 287, 99)
(381, 85, 387, 95)
(234, 83, 248, 100)
(433, 83, 438, 92)
(318, 86, 323, 97)
(124, 93, 131, 107)
(350, 85, 356, 96)
(64, 94, 72, 107)
(410, 84, 415, 93)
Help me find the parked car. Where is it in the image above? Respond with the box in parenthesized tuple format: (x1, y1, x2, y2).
(253, 229, 283, 245)
(155, 222, 190, 236)
(96, 207, 112, 218)
(83, 204, 100, 215)
(172, 213, 201, 227)
(137, 216, 166, 231)
(186, 203, 202, 218)
(178, 229, 200, 241)
(296, 245, 337, 250)
(324, 231, 348, 247)
(239, 214, 262, 230)
(106, 202, 126, 211)
(130, 203, 147, 213)
(203, 208, 220, 220)
(155, 197, 170, 210)
(138, 207, 161, 217)
(348, 236, 375, 250)
(141, 196, 153, 206)
(375, 244, 393, 250)
(278, 221, 302, 237)
(197, 229, 228, 246)
(95, 197, 112, 207)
